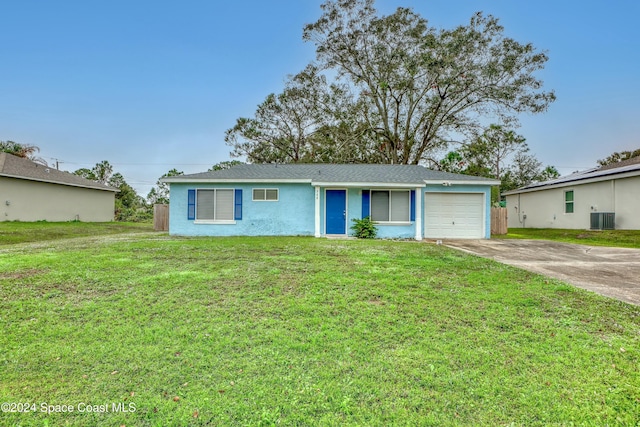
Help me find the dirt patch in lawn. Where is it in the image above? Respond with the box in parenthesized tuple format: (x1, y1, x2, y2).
(0, 268, 48, 280)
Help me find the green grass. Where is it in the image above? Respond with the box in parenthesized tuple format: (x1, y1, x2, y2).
(0, 233, 639, 426)
(495, 228, 640, 249)
(0, 221, 154, 245)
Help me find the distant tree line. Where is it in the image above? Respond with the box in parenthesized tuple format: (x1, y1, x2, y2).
(1, 141, 251, 222)
(72, 160, 150, 222)
(597, 149, 640, 166)
(435, 124, 559, 201)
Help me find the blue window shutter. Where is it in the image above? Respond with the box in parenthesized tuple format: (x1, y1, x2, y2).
(410, 190, 416, 221)
(362, 190, 370, 218)
(234, 189, 242, 220)
(187, 189, 196, 220)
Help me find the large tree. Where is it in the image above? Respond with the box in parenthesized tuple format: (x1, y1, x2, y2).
(500, 152, 559, 193)
(225, 66, 375, 163)
(226, 66, 325, 163)
(73, 160, 114, 185)
(226, 1, 555, 165)
(461, 124, 527, 180)
(437, 125, 559, 199)
(303, 1, 555, 164)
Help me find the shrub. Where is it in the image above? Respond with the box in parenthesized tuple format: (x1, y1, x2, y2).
(351, 216, 377, 239)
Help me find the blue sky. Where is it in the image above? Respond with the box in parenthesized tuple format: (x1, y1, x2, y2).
(2, 0, 639, 195)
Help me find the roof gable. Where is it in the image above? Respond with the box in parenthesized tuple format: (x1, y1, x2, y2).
(0, 153, 118, 192)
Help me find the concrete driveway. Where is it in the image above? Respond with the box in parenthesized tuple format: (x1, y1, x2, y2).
(443, 239, 640, 306)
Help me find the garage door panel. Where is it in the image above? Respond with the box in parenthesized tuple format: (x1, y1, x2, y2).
(424, 193, 484, 239)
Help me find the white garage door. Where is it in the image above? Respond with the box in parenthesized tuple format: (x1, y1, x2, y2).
(424, 193, 484, 239)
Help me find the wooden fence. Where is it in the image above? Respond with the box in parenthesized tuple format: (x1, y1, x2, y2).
(153, 204, 169, 232)
(491, 207, 507, 235)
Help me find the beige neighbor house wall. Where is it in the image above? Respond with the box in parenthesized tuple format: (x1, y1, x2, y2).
(614, 176, 640, 230)
(0, 176, 116, 222)
(505, 175, 640, 230)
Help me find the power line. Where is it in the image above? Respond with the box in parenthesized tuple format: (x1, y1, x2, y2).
(46, 158, 213, 167)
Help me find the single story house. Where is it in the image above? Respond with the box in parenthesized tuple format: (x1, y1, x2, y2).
(0, 152, 118, 222)
(502, 157, 640, 230)
(162, 164, 500, 240)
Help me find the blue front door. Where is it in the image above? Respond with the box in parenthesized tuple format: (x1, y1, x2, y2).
(326, 189, 346, 235)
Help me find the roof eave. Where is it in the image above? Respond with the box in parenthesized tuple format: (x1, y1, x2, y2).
(502, 169, 640, 196)
(424, 179, 501, 186)
(164, 177, 498, 187)
(0, 173, 120, 192)
(162, 178, 313, 184)
(312, 181, 426, 188)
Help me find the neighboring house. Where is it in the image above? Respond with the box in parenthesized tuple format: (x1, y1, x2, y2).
(162, 164, 500, 240)
(503, 157, 640, 230)
(0, 153, 118, 222)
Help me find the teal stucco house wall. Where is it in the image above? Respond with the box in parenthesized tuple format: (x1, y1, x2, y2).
(162, 164, 500, 240)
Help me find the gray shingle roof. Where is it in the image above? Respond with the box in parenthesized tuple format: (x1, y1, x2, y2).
(503, 158, 640, 195)
(164, 163, 498, 185)
(0, 153, 118, 192)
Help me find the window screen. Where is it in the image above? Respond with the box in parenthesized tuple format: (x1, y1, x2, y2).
(370, 190, 410, 222)
(371, 191, 390, 221)
(390, 191, 410, 221)
(196, 189, 234, 221)
(215, 189, 234, 220)
(196, 190, 215, 220)
(253, 188, 278, 201)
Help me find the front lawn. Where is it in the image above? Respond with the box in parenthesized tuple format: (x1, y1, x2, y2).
(495, 227, 640, 248)
(0, 221, 153, 245)
(0, 235, 638, 426)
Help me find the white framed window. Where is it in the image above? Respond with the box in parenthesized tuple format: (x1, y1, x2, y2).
(371, 190, 410, 222)
(253, 188, 279, 201)
(196, 189, 234, 222)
